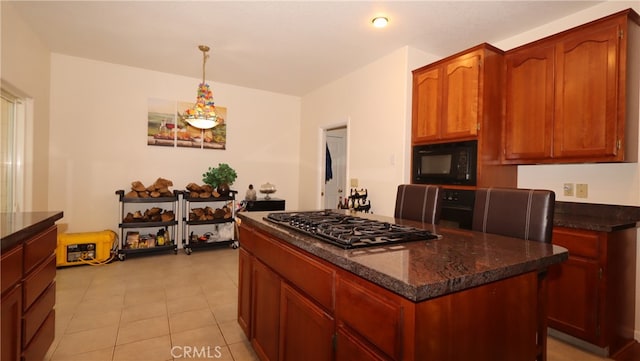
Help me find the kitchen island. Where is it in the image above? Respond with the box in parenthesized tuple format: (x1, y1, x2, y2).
(236, 210, 568, 361)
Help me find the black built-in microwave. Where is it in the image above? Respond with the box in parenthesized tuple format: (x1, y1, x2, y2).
(412, 140, 477, 186)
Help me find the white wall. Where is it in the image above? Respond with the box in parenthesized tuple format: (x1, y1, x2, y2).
(1, 2, 51, 211)
(299, 46, 437, 215)
(48, 54, 301, 234)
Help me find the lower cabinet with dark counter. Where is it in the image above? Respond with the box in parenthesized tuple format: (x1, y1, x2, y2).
(238, 225, 335, 361)
(237, 214, 566, 361)
(1, 212, 62, 361)
(547, 226, 637, 357)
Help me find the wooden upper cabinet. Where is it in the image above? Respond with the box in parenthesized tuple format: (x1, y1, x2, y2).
(442, 52, 480, 139)
(503, 9, 639, 164)
(412, 46, 488, 143)
(504, 43, 555, 161)
(412, 67, 441, 142)
(554, 20, 621, 160)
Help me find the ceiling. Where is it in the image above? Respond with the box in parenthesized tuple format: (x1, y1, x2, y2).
(8, 1, 604, 96)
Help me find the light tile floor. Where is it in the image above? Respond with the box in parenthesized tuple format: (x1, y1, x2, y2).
(46, 247, 257, 361)
(45, 247, 614, 361)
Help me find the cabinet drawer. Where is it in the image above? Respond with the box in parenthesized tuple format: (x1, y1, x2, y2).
(336, 276, 403, 360)
(1, 245, 23, 295)
(23, 254, 56, 310)
(24, 226, 56, 274)
(23, 282, 55, 345)
(241, 226, 335, 311)
(22, 309, 55, 361)
(553, 227, 600, 259)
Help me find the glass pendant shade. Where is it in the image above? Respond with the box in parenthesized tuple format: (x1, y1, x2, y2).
(185, 45, 218, 129)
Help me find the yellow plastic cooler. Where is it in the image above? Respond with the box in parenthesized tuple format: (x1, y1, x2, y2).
(56, 230, 116, 266)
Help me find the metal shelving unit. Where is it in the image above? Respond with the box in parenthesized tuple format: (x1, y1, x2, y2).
(181, 190, 238, 254)
(115, 189, 179, 260)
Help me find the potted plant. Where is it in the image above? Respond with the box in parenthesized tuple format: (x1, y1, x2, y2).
(202, 163, 237, 196)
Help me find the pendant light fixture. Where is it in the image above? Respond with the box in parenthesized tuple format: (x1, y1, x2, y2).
(184, 45, 218, 129)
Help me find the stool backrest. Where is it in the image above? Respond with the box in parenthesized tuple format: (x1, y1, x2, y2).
(472, 187, 555, 243)
(394, 184, 442, 224)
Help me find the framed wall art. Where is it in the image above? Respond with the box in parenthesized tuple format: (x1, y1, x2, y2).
(147, 98, 227, 150)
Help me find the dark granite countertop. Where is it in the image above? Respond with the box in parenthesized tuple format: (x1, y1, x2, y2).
(1, 212, 64, 252)
(237, 211, 568, 302)
(554, 201, 640, 232)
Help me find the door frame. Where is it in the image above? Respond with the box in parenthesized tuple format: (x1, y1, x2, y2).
(317, 119, 350, 210)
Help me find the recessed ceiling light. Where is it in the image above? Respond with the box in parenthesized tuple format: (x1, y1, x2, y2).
(372, 16, 389, 28)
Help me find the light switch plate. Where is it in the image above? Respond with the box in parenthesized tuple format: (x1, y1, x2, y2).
(350, 178, 359, 188)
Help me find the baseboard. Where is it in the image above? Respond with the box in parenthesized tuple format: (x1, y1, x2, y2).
(547, 328, 609, 357)
(611, 340, 640, 361)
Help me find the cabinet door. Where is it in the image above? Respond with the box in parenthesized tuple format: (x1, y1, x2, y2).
(335, 327, 387, 361)
(279, 283, 334, 361)
(238, 248, 252, 338)
(547, 256, 600, 344)
(504, 43, 555, 161)
(1, 285, 22, 361)
(441, 52, 480, 140)
(554, 20, 622, 160)
(251, 259, 281, 361)
(412, 67, 442, 143)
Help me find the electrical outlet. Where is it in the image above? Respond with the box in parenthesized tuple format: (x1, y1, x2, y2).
(563, 183, 574, 197)
(576, 184, 588, 198)
(350, 178, 359, 188)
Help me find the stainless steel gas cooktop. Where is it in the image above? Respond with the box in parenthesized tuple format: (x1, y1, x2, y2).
(265, 210, 439, 249)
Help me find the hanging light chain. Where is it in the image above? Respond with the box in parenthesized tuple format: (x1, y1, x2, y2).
(198, 45, 210, 84)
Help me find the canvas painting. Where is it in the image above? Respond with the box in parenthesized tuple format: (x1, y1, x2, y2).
(147, 98, 177, 147)
(147, 99, 227, 150)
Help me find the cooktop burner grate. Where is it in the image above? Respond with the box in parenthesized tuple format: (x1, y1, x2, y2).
(265, 210, 438, 249)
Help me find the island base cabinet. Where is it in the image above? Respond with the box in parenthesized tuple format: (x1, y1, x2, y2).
(279, 283, 333, 361)
(237, 247, 252, 338)
(335, 328, 388, 361)
(335, 276, 404, 360)
(251, 259, 280, 361)
(239, 223, 551, 361)
(244, 249, 335, 361)
(414, 271, 541, 361)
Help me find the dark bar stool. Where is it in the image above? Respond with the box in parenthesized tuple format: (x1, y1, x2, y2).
(472, 187, 555, 243)
(394, 184, 442, 224)
(472, 187, 556, 361)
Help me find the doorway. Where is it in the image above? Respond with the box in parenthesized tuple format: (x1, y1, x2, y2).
(323, 126, 347, 209)
(1, 89, 25, 213)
